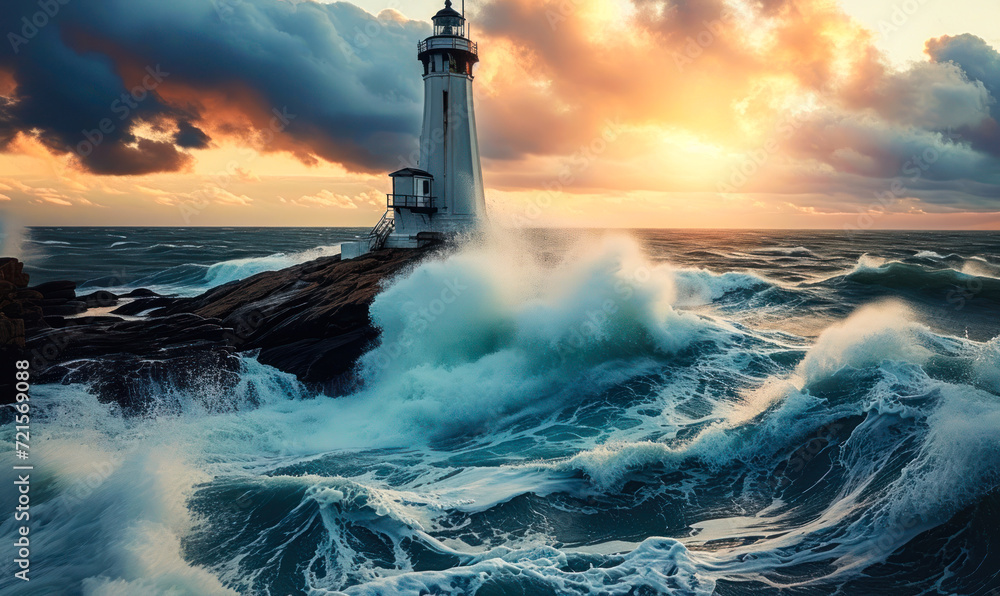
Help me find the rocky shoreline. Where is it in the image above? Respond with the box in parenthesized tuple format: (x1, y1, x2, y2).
(1, 248, 434, 412)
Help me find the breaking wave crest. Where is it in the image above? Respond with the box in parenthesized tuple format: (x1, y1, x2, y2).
(5, 231, 1000, 595)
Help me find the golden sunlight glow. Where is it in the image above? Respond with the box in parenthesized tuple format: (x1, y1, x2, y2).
(0, 0, 997, 228)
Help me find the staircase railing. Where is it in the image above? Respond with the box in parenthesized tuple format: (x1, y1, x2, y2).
(368, 210, 395, 251)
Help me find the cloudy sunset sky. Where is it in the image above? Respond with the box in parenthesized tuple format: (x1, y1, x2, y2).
(0, 0, 998, 228)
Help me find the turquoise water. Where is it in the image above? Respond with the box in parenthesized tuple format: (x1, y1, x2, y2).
(2, 227, 999, 595)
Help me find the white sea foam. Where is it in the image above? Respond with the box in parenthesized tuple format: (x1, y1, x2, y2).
(341, 537, 714, 596)
(0, 357, 311, 595)
(672, 267, 772, 306)
(972, 336, 1000, 393)
(961, 257, 1000, 279)
(796, 301, 933, 383)
(6, 230, 999, 595)
(547, 302, 953, 493)
(345, 234, 726, 444)
(855, 253, 888, 270)
(751, 246, 818, 257)
(201, 245, 342, 288)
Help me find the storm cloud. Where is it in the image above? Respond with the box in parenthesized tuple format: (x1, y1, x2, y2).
(0, 0, 427, 174)
(0, 0, 998, 215)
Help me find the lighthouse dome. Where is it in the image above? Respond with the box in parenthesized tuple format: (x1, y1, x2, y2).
(433, 1, 465, 37)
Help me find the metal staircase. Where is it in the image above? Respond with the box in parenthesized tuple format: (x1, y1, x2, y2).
(368, 211, 395, 251)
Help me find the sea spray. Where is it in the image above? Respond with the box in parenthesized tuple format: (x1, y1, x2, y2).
(352, 233, 729, 443)
(795, 301, 934, 383)
(5, 228, 1000, 595)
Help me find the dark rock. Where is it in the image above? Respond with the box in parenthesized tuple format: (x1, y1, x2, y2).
(0, 257, 29, 288)
(27, 312, 232, 371)
(257, 328, 376, 394)
(21, 303, 45, 329)
(31, 280, 77, 294)
(44, 316, 66, 329)
(15, 289, 43, 302)
(44, 348, 244, 415)
(124, 288, 160, 298)
(41, 301, 88, 316)
(0, 314, 25, 348)
(38, 289, 77, 301)
(63, 316, 125, 326)
(2, 301, 23, 318)
(39, 298, 70, 307)
(0, 258, 61, 402)
(30, 281, 77, 301)
(18, 247, 437, 408)
(79, 290, 119, 309)
(112, 297, 174, 316)
(160, 248, 431, 389)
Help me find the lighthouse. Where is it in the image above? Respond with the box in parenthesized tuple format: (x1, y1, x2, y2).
(343, 0, 486, 258)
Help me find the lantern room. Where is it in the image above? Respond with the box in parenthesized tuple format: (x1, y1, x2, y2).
(433, 1, 465, 37)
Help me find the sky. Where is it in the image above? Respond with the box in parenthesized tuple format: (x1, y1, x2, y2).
(0, 0, 998, 229)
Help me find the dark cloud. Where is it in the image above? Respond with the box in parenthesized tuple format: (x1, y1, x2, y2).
(85, 138, 193, 175)
(173, 120, 211, 149)
(0, 0, 427, 174)
(0, 0, 997, 214)
(927, 34, 1000, 109)
(925, 34, 1000, 158)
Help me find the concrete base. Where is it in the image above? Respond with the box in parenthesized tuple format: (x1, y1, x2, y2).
(383, 234, 420, 249)
(384, 230, 449, 249)
(341, 241, 370, 260)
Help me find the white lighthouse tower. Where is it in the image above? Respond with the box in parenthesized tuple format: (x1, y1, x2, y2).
(344, 1, 485, 257)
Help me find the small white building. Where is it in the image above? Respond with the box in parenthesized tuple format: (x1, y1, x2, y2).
(343, 0, 486, 259)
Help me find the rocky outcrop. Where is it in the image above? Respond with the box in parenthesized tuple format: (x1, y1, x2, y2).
(1, 258, 33, 397)
(156, 248, 429, 392)
(11, 248, 433, 409)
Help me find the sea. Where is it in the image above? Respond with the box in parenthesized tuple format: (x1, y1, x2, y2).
(1, 227, 999, 595)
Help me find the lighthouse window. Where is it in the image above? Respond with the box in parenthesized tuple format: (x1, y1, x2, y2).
(422, 180, 430, 195)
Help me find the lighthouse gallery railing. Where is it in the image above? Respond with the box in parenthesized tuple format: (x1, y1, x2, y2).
(387, 194, 437, 212)
(418, 38, 478, 55)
